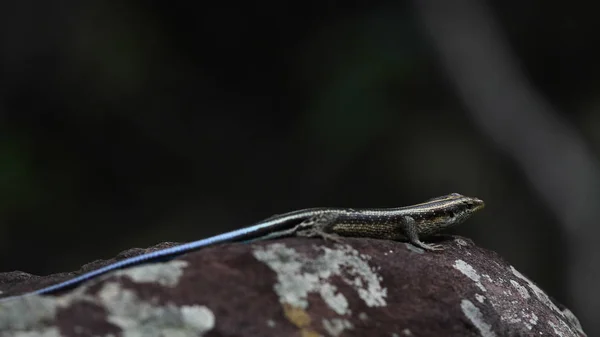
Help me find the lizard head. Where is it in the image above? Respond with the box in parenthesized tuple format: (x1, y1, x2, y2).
(410, 193, 485, 237)
(444, 193, 485, 223)
(420, 192, 484, 223)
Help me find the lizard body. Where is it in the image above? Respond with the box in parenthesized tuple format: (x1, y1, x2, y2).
(0, 193, 483, 300)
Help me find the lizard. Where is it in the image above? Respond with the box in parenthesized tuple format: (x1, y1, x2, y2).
(0, 192, 484, 301)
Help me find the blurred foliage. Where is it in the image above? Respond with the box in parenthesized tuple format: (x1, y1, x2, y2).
(0, 134, 38, 211)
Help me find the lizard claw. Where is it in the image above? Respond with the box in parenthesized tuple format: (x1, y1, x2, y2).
(297, 228, 344, 243)
(412, 241, 445, 252)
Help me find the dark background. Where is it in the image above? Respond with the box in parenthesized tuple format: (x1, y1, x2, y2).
(1, 0, 598, 334)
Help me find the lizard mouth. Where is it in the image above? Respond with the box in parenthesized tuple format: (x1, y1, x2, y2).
(471, 198, 485, 211)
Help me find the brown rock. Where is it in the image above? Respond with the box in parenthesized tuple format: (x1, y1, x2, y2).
(0, 237, 587, 337)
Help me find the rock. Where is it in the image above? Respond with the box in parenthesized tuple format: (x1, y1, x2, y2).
(0, 237, 587, 337)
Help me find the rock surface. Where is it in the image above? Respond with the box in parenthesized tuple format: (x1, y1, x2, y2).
(0, 236, 587, 337)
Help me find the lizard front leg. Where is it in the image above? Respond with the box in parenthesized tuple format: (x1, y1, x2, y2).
(400, 215, 444, 251)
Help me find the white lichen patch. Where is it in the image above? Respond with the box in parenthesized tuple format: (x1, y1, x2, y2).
(482, 274, 494, 282)
(510, 266, 583, 336)
(501, 308, 538, 330)
(0, 296, 58, 331)
(98, 282, 215, 336)
(322, 318, 353, 337)
(13, 327, 61, 337)
(509, 280, 530, 299)
(548, 318, 578, 337)
(180, 305, 216, 332)
(510, 266, 559, 314)
(452, 259, 587, 335)
(252, 243, 387, 315)
(475, 294, 486, 303)
(401, 328, 413, 335)
(114, 260, 188, 287)
(524, 311, 539, 330)
(461, 299, 496, 337)
(453, 260, 486, 292)
(0, 274, 214, 337)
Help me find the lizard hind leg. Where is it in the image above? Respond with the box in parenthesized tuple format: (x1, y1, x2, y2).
(296, 212, 344, 243)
